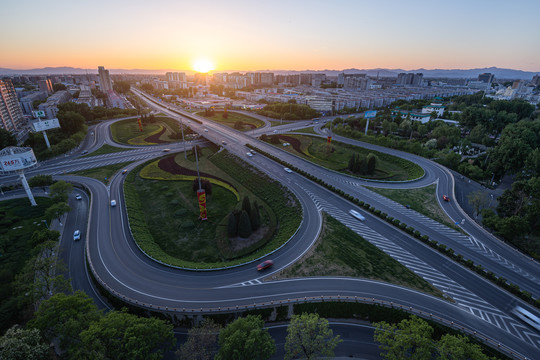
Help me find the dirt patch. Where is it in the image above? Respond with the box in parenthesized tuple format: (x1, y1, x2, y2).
(278, 135, 306, 155)
(157, 156, 237, 190)
(144, 127, 168, 144)
(228, 225, 270, 252)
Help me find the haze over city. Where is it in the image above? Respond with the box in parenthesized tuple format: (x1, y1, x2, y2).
(1, 0, 539, 72)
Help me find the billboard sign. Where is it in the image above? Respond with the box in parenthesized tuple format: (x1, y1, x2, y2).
(0, 149, 37, 172)
(197, 189, 208, 220)
(32, 119, 60, 132)
(364, 110, 377, 119)
(33, 110, 46, 118)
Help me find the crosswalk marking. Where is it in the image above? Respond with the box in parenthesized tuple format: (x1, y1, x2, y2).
(303, 188, 540, 349)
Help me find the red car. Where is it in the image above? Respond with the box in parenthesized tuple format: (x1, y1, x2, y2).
(443, 195, 450, 202)
(257, 260, 274, 271)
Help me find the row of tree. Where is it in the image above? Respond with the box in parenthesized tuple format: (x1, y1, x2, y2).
(374, 316, 496, 359)
(178, 313, 341, 360)
(228, 197, 261, 238)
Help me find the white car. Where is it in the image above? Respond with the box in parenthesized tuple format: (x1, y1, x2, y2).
(512, 306, 540, 331)
(246, 152, 253, 157)
(73, 230, 81, 241)
(111, 200, 117, 207)
(204, 128, 208, 132)
(284, 167, 293, 173)
(273, 130, 278, 133)
(75, 194, 82, 200)
(349, 209, 365, 221)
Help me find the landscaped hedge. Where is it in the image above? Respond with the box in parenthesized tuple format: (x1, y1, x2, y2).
(123, 153, 302, 270)
(247, 143, 540, 309)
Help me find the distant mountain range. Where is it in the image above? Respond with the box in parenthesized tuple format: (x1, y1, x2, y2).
(0, 66, 537, 79)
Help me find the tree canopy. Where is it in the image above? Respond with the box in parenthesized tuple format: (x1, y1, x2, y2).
(177, 319, 221, 360)
(216, 315, 275, 360)
(0, 325, 49, 360)
(77, 310, 175, 360)
(284, 313, 341, 360)
(374, 316, 493, 360)
(29, 291, 102, 353)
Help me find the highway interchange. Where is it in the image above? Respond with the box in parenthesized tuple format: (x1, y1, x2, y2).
(2, 89, 540, 358)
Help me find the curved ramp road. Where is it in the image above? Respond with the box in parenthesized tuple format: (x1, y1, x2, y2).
(2, 89, 539, 358)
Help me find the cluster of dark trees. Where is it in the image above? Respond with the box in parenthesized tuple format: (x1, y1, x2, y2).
(0, 180, 71, 335)
(481, 176, 540, 258)
(257, 102, 321, 120)
(348, 153, 378, 175)
(0, 128, 17, 148)
(113, 80, 130, 94)
(227, 197, 261, 238)
(178, 313, 341, 360)
(374, 316, 495, 360)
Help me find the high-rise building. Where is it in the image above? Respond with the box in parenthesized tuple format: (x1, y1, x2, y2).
(396, 73, 423, 86)
(98, 66, 113, 92)
(0, 79, 26, 141)
(478, 73, 494, 83)
(38, 79, 54, 94)
(531, 74, 540, 86)
(166, 72, 186, 82)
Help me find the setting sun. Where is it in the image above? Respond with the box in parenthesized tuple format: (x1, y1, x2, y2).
(193, 59, 214, 73)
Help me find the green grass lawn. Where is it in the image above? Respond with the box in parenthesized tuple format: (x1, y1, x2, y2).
(68, 161, 134, 184)
(110, 117, 182, 145)
(265, 134, 424, 181)
(366, 184, 463, 232)
(124, 149, 301, 268)
(82, 144, 127, 157)
(0, 197, 54, 332)
(278, 214, 444, 298)
(196, 111, 265, 131)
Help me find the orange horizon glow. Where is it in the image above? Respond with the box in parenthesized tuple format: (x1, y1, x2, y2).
(1, 1, 539, 73)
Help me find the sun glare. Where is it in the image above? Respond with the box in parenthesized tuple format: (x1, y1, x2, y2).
(193, 59, 214, 73)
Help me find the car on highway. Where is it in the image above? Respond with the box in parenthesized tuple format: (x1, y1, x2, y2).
(273, 130, 278, 133)
(81, 150, 88, 155)
(163, 148, 170, 152)
(284, 167, 293, 173)
(257, 260, 274, 271)
(73, 230, 81, 241)
(75, 194, 82, 200)
(247, 152, 253, 157)
(443, 195, 450, 202)
(349, 209, 365, 221)
(111, 200, 117, 207)
(221, 140, 227, 145)
(204, 128, 208, 132)
(512, 306, 540, 331)
(122, 169, 128, 174)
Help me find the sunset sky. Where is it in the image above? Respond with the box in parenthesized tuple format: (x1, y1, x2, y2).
(1, 0, 539, 72)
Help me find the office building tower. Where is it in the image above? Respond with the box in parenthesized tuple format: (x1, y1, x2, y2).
(98, 66, 113, 92)
(0, 79, 26, 140)
(38, 79, 54, 94)
(478, 73, 494, 83)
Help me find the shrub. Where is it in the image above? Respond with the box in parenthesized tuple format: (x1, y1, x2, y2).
(238, 210, 252, 238)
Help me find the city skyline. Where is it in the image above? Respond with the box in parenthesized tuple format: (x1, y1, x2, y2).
(1, 0, 539, 72)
